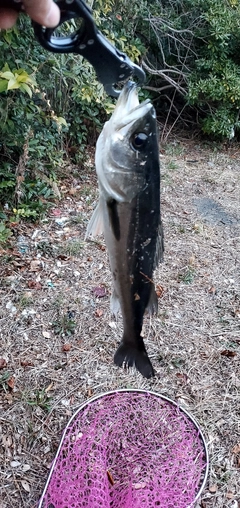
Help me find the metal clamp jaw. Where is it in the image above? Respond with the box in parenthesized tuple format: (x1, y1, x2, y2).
(1, 0, 146, 97)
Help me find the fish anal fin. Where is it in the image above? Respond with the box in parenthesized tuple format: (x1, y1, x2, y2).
(154, 221, 164, 268)
(114, 337, 154, 379)
(146, 285, 158, 315)
(110, 287, 121, 316)
(85, 200, 104, 239)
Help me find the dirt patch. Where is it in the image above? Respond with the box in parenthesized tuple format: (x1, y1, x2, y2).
(0, 141, 239, 507)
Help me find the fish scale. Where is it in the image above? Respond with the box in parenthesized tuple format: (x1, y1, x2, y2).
(86, 81, 164, 378)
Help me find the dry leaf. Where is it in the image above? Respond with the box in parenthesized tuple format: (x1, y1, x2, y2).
(176, 372, 189, 384)
(28, 280, 42, 289)
(0, 358, 7, 369)
(97, 244, 106, 251)
(30, 259, 42, 271)
(108, 321, 117, 330)
(133, 482, 146, 489)
(107, 470, 114, 486)
(51, 209, 62, 216)
(209, 484, 217, 493)
(156, 284, 164, 298)
(42, 331, 51, 339)
(189, 255, 195, 266)
(134, 292, 140, 301)
(208, 286, 216, 295)
(2, 435, 12, 447)
(232, 443, 240, 454)
(11, 461, 21, 467)
(20, 360, 34, 367)
(95, 308, 103, 317)
(62, 343, 71, 352)
(7, 376, 15, 390)
(232, 308, 240, 317)
(45, 382, 54, 393)
(5, 393, 13, 404)
(22, 464, 31, 472)
(57, 254, 68, 260)
(221, 350, 237, 358)
(92, 286, 107, 298)
(21, 480, 30, 493)
(226, 492, 234, 499)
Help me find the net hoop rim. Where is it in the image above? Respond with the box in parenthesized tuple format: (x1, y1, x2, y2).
(38, 388, 209, 508)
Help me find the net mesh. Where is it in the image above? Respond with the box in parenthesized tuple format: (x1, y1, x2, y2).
(39, 391, 207, 508)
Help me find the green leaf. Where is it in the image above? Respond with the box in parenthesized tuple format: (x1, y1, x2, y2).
(7, 77, 19, 90)
(1, 63, 10, 72)
(20, 83, 33, 97)
(0, 79, 8, 93)
(0, 71, 14, 80)
(55, 116, 68, 127)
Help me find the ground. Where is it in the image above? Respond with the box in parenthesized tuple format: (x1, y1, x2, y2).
(0, 140, 239, 508)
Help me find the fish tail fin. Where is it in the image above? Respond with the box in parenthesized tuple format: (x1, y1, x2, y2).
(114, 336, 154, 379)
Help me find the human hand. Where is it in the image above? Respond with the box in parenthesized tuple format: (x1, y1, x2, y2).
(0, 0, 60, 29)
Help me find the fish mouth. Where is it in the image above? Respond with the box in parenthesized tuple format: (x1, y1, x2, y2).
(112, 81, 155, 131)
(116, 81, 140, 111)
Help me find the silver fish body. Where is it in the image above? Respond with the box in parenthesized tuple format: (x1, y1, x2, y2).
(87, 81, 163, 378)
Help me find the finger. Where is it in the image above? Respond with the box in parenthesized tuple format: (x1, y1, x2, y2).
(0, 9, 18, 29)
(22, 0, 60, 27)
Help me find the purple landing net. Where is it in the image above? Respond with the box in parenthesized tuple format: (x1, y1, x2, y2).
(39, 391, 207, 508)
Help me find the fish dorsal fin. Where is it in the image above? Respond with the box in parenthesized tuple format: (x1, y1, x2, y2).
(85, 200, 104, 238)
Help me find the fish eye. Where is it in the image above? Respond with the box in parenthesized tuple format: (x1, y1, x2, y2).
(131, 132, 148, 150)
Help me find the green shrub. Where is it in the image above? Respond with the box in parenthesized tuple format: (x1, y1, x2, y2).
(187, 0, 240, 138)
(0, 3, 145, 219)
(139, 0, 240, 139)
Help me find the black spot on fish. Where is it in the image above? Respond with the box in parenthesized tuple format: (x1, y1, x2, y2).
(107, 198, 120, 241)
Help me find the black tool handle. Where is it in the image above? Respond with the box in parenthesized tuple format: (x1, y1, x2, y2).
(0, 0, 25, 12)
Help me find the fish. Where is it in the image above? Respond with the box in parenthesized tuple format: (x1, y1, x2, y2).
(86, 81, 163, 378)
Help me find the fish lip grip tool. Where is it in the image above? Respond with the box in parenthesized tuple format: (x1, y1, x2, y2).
(1, 0, 146, 97)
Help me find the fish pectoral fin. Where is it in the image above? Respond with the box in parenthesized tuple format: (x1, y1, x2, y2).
(85, 200, 104, 238)
(146, 285, 158, 315)
(114, 337, 154, 379)
(110, 288, 121, 316)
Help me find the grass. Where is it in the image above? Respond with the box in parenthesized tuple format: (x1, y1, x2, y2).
(52, 314, 76, 336)
(24, 389, 52, 413)
(164, 142, 184, 156)
(17, 294, 34, 308)
(166, 160, 178, 171)
(178, 266, 195, 284)
(59, 239, 85, 257)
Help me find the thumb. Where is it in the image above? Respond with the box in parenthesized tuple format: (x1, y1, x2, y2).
(22, 0, 60, 27)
